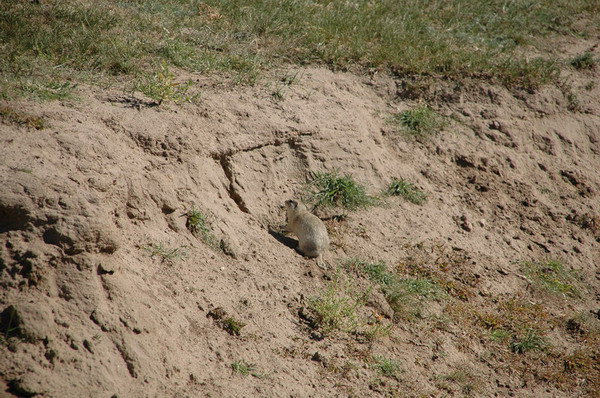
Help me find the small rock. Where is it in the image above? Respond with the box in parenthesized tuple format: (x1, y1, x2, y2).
(460, 215, 473, 232)
(311, 352, 324, 362)
(489, 120, 501, 130)
(83, 339, 94, 354)
(479, 219, 486, 227)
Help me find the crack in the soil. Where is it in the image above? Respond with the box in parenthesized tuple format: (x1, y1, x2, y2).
(211, 133, 312, 214)
(216, 154, 250, 214)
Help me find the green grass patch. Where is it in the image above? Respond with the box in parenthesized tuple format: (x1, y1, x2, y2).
(390, 106, 445, 138)
(521, 259, 579, 297)
(133, 61, 199, 106)
(308, 272, 369, 335)
(386, 178, 427, 205)
(3, 0, 597, 99)
(307, 171, 374, 210)
(345, 258, 445, 320)
(475, 298, 551, 354)
(20, 81, 78, 102)
(510, 328, 548, 353)
(570, 52, 597, 70)
(373, 355, 402, 378)
(231, 360, 256, 376)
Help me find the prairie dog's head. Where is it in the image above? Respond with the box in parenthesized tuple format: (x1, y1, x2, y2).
(284, 199, 307, 215)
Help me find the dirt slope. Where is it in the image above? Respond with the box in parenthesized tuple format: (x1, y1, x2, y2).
(1, 56, 599, 397)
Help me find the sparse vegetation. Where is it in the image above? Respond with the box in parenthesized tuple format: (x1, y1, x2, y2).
(307, 171, 374, 210)
(133, 61, 198, 106)
(231, 360, 256, 376)
(386, 178, 427, 205)
(308, 272, 369, 335)
(221, 318, 246, 336)
(143, 243, 185, 263)
(390, 106, 445, 138)
(570, 52, 597, 70)
(185, 207, 217, 244)
(510, 328, 548, 354)
(185, 207, 234, 256)
(372, 355, 402, 379)
(521, 259, 579, 297)
(0, 105, 47, 129)
(207, 307, 246, 336)
(271, 70, 304, 101)
(436, 367, 478, 396)
(20, 81, 78, 101)
(345, 258, 445, 320)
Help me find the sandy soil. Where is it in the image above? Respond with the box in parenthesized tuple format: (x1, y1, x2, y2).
(1, 41, 599, 398)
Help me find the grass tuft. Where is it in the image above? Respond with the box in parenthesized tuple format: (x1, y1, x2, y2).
(510, 328, 548, 353)
(570, 52, 597, 70)
(307, 171, 374, 210)
(308, 272, 369, 335)
(390, 106, 445, 138)
(143, 242, 185, 264)
(345, 258, 445, 320)
(386, 178, 427, 205)
(521, 259, 579, 297)
(373, 355, 402, 378)
(185, 207, 216, 244)
(231, 360, 256, 376)
(133, 61, 199, 106)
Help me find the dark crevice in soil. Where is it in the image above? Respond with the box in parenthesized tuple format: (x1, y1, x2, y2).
(215, 154, 250, 214)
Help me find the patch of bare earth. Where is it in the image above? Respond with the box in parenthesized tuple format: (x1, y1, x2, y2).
(1, 44, 599, 398)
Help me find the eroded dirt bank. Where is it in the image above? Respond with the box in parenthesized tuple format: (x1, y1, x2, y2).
(1, 62, 599, 397)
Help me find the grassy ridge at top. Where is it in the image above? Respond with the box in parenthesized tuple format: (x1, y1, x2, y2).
(1, 0, 599, 99)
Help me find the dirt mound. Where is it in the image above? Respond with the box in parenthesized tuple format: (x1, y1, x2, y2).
(1, 63, 599, 397)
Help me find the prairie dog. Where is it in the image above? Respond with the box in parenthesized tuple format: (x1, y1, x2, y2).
(284, 199, 329, 267)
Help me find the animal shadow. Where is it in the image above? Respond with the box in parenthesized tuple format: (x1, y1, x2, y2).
(268, 226, 298, 251)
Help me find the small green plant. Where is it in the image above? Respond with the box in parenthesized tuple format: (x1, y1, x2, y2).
(308, 273, 370, 335)
(134, 61, 198, 106)
(386, 178, 427, 205)
(271, 88, 285, 101)
(390, 106, 445, 137)
(510, 328, 548, 353)
(489, 328, 511, 342)
(185, 207, 217, 244)
(521, 259, 579, 297)
(222, 318, 246, 336)
(570, 52, 597, 70)
(363, 321, 392, 342)
(143, 243, 185, 263)
(271, 70, 304, 100)
(207, 308, 246, 336)
(373, 355, 402, 378)
(436, 368, 478, 396)
(584, 81, 596, 91)
(231, 360, 256, 376)
(307, 171, 374, 210)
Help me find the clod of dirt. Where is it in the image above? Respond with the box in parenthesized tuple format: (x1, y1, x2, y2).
(0, 304, 53, 342)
